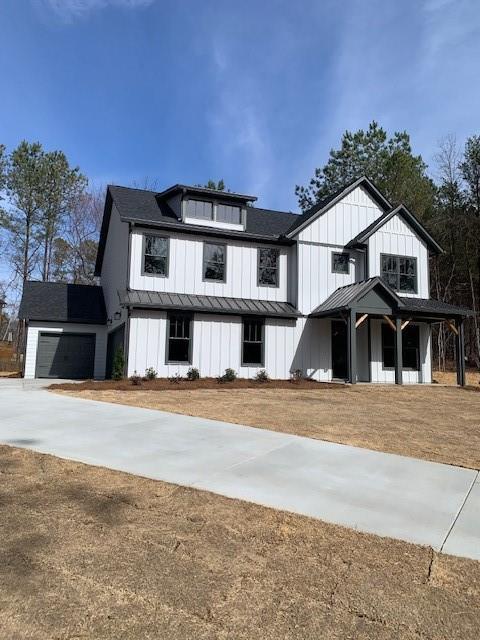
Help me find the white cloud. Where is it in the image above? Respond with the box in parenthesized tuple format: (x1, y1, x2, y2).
(37, 0, 155, 22)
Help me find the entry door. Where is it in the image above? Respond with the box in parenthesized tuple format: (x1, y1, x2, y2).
(331, 320, 348, 380)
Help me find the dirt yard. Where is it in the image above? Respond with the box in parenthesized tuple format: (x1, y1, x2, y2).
(55, 383, 480, 470)
(1, 445, 479, 640)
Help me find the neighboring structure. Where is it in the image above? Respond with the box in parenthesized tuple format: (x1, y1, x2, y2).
(19, 177, 470, 383)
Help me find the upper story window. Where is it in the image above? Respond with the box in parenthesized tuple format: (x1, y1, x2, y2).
(242, 318, 264, 366)
(184, 199, 242, 225)
(258, 248, 279, 287)
(381, 254, 417, 294)
(143, 234, 169, 276)
(185, 199, 213, 220)
(216, 203, 242, 224)
(203, 242, 226, 282)
(332, 252, 350, 274)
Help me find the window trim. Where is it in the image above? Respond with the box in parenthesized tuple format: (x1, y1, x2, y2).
(142, 233, 170, 278)
(165, 312, 193, 365)
(332, 251, 350, 274)
(241, 317, 265, 367)
(380, 253, 418, 294)
(202, 241, 227, 283)
(257, 247, 280, 288)
(381, 322, 421, 372)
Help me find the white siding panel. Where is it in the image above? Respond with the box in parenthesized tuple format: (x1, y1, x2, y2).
(24, 322, 106, 379)
(297, 186, 385, 245)
(129, 230, 291, 302)
(368, 214, 429, 298)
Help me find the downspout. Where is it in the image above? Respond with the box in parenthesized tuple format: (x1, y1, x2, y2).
(123, 223, 134, 377)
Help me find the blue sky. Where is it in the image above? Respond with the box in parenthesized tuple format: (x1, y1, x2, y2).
(0, 0, 479, 292)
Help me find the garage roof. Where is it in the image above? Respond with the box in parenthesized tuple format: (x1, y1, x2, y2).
(19, 282, 106, 325)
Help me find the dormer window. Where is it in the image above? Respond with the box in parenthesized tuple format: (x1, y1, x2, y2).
(183, 196, 245, 230)
(185, 199, 213, 221)
(216, 203, 242, 224)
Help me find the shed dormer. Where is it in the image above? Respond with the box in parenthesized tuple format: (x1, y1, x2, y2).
(156, 184, 257, 232)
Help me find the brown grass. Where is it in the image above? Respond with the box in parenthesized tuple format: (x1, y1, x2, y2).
(1, 444, 479, 639)
(56, 383, 480, 470)
(433, 369, 480, 387)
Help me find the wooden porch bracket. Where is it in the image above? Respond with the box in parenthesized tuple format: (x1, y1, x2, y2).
(401, 318, 412, 331)
(383, 315, 396, 331)
(355, 313, 368, 328)
(446, 320, 459, 336)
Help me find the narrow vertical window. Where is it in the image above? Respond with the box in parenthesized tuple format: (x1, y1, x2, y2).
(332, 252, 350, 274)
(203, 243, 226, 281)
(242, 318, 264, 366)
(143, 235, 169, 276)
(167, 313, 192, 363)
(258, 248, 279, 287)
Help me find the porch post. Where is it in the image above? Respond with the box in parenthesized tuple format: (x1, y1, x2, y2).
(394, 317, 403, 385)
(348, 308, 357, 384)
(455, 318, 466, 387)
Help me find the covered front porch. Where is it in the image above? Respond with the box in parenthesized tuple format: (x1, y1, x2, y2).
(311, 278, 471, 386)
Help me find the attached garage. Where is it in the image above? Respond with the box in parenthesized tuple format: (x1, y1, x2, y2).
(19, 282, 108, 380)
(35, 332, 96, 379)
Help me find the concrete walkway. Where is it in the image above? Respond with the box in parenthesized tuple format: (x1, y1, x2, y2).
(0, 379, 478, 560)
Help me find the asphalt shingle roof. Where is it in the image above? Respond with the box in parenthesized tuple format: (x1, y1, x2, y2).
(119, 289, 301, 319)
(19, 281, 106, 324)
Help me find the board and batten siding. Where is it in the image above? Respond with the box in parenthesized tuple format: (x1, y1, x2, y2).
(129, 229, 291, 302)
(367, 214, 429, 298)
(128, 310, 295, 379)
(24, 322, 107, 379)
(100, 204, 129, 329)
(294, 186, 385, 314)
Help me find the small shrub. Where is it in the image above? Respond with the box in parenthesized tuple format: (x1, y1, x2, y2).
(130, 371, 142, 386)
(111, 346, 125, 380)
(290, 368, 303, 383)
(217, 368, 237, 384)
(168, 372, 182, 384)
(187, 367, 200, 381)
(254, 369, 269, 383)
(145, 367, 157, 380)
(223, 368, 237, 382)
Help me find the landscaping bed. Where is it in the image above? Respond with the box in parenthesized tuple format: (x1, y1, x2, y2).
(1, 444, 479, 639)
(49, 376, 342, 391)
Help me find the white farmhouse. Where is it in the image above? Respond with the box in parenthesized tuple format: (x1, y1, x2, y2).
(19, 177, 469, 384)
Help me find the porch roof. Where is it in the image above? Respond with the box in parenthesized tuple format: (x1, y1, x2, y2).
(118, 289, 301, 319)
(309, 277, 471, 319)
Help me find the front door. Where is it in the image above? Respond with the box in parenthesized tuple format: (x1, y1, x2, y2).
(331, 320, 348, 379)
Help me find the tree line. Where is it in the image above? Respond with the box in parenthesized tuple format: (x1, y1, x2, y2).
(0, 141, 102, 293)
(1, 127, 479, 370)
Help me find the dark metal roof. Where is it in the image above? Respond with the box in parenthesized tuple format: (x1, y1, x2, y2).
(310, 278, 404, 317)
(19, 281, 106, 324)
(346, 205, 443, 255)
(286, 176, 392, 237)
(119, 289, 301, 319)
(310, 277, 471, 318)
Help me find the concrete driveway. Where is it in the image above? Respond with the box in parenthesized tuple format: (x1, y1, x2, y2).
(0, 378, 478, 560)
